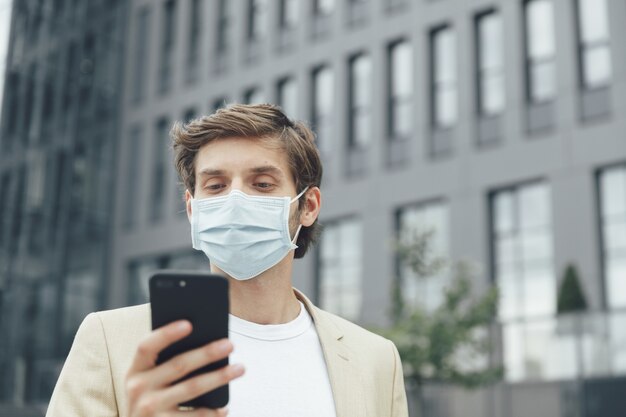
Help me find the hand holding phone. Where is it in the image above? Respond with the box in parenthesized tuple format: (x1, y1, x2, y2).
(123, 272, 244, 416)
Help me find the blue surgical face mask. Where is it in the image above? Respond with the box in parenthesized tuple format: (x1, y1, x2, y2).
(190, 187, 309, 280)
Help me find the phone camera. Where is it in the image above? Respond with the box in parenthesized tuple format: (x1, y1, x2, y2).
(179, 280, 186, 288)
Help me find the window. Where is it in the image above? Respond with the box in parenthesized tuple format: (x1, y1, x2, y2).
(42, 54, 57, 129)
(62, 269, 99, 343)
(476, 10, 505, 116)
(132, 7, 150, 102)
(186, 0, 202, 83)
(598, 164, 626, 309)
(311, 0, 334, 38)
(215, 0, 230, 55)
(150, 118, 170, 223)
(123, 127, 142, 230)
(430, 25, 457, 128)
(348, 53, 372, 149)
(576, 0, 611, 90)
(492, 182, 557, 382)
(244, 87, 265, 104)
(491, 182, 554, 321)
(388, 40, 413, 139)
(318, 218, 363, 321)
(279, 0, 298, 29)
(2, 72, 20, 142)
(158, 0, 177, 94)
(313, 0, 334, 16)
(183, 107, 197, 123)
(347, 0, 368, 26)
(212, 97, 229, 112)
(0, 172, 11, 248)
(396, 201, 450, 312)
(524, 0, 556, 103)
(311, 65, 334, 154)
(276, 76, 298, 119)
(247, 0, 268, 42)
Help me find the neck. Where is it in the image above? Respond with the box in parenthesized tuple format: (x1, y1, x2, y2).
(221, 256, 301, 324)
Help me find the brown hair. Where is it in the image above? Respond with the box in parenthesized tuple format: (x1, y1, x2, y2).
(171, 103, 323, 258)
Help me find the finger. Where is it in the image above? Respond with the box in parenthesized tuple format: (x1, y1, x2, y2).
(156, 364, 244, 409)
(128, 320, 192, 374)
(143, 338, 233, 388)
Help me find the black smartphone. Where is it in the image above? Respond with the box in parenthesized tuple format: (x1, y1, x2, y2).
(149, 271, 229, 409)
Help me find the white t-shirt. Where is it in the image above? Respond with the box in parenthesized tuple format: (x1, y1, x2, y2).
(228, 302, 337, 417)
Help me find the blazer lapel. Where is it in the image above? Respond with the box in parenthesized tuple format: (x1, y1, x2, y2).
(295, 290, 367, 417)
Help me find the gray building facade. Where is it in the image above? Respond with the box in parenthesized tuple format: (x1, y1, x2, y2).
(110, 0, 626, 416)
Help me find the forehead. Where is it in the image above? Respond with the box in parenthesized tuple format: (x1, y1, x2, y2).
(195, 136, 291, 177)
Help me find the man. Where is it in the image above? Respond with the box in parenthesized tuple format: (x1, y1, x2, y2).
(46, 104, 408, 417)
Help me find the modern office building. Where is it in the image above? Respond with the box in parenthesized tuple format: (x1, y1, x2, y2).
(0, 0, 128, 412)
(1, 0, 625, 416)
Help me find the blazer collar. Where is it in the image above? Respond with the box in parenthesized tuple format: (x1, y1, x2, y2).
(294, 289, 366, 417)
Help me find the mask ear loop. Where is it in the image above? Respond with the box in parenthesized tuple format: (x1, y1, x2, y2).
(290, 186, 310, 204)
(288, 186, 310, 246)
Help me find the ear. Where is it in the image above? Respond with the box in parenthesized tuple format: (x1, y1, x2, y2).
(185, 189, 193, 222)
(299, 187, 321, 227)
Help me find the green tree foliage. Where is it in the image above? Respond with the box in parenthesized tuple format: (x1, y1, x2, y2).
(557, 264, 587, 314)
(377, 228, 503, 411)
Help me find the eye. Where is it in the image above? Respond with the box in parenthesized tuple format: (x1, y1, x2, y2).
(254, 182, 274, 189)
(204, 183, 226, 191)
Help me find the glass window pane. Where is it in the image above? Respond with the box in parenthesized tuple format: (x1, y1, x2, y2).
(579, 0, 609, 43)
(245, 88, 265, 104)
(503, 323, 525, 381)
(604, 221, 626, 253)
(315, 0, 335, 14)
(353, 111, 370, 147)
(609, 312, 626, 374)
(318, 219, 362, 321)
(583, 46, 612, 88)
(499, 265, 521, 320)
(278, 77, 298, 119)
(526, 0, 555, 59)
(353, 55, 371, 106)
(481, 73, 505, 115)
(392, 100, 412, 137)
(435, 87, 457, 127)
(397, 202, 450, 312)
(494, 191, 515, 234)
(530, 60, 556, 102)
(391, 42, 413, 96)
(479, 13, 503, 71)
(600, 166, 626, 217)
(523, 266, 555, 317)
(519, 183, 551, 229)
(281, 0, 299, 27)
(492, 182, 554, 322)
(606, 257, 626, 309)
(434, 28, 456, 83)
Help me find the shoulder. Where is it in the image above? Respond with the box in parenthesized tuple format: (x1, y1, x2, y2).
(93, 303, 150, 324)
(90, 303, 152, 343)
(313, 307, 396, 357)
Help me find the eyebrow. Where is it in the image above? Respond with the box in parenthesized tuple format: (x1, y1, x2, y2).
(250, 165, 285, 178)
(197, 165, 285, 177)
(198, 168, 226, 176)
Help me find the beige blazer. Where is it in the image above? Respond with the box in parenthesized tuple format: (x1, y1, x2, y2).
(46, 289, 408, 417)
